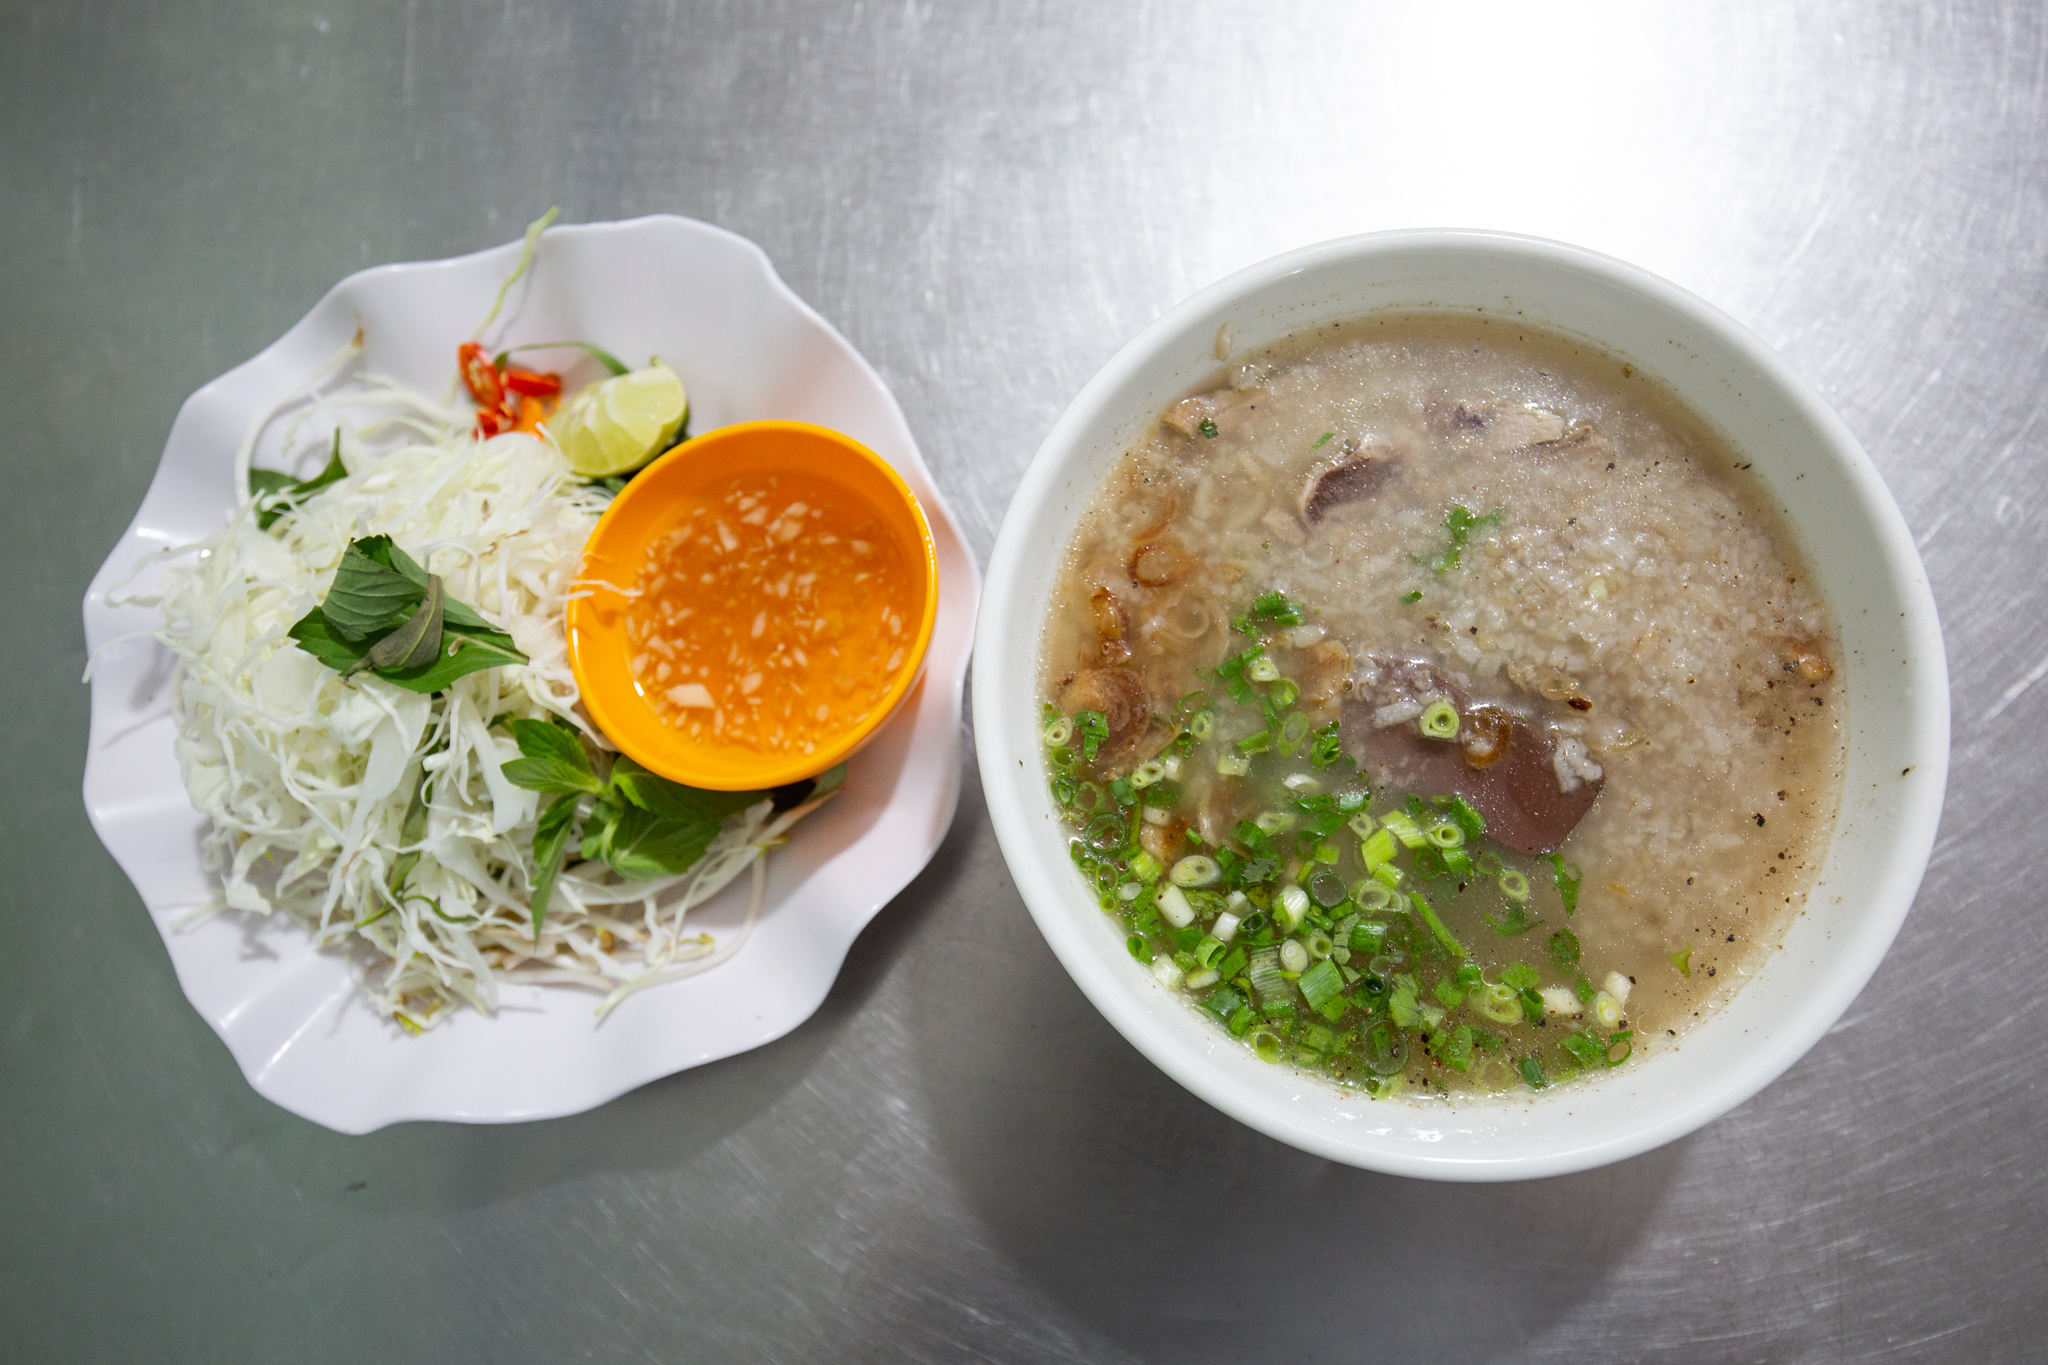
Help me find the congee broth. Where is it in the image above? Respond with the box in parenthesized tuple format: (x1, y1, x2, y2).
(1038, 314, 1843, 1099)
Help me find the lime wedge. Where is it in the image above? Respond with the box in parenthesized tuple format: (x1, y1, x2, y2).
(551, 359, 688, 478)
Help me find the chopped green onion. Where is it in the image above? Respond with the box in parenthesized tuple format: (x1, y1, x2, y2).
(1410, 892, 1467, 958)
(1418, 700, 1460, 739)
(1216, 753, 1250, 777)
(1592, 991, 1623, 1028)
(1140, 804, 1172, 826)
(1381, 811, 1426, 849)
(1606, 1030, 1634, 1067)
(1130, 759, 1166, 788)
(1157, 885, 1197, 928)
(1279, 938, 1309, 973)
(1305, 930, 1336, 963)
(1269, 678, 1300, 711)
(1249, 1029, 1285, 1063)
(1190, 710, 1215, 740)
(1048, 746, 1078, 770)
(1426, 819, 1465, 849)
(1354, 882, 1399, 913)
(1128, 850, 1163, 884)
(1347, 812, 1377, 839)
(1348, 920, 1390, 953)
(1074, 709, 1110, 761)
(1248, 656, 1281, 684)
(1670, 946, 1694, 977)
(1178, 690, 1209, 713)
(1279, 712, 1312, 747)
(1126, 934, 1152, 962)
(1472, 982, 1522, 1023)
(1169, 854, 1219, 887)
(1184, 968, 1220, 990)
(1247, 947, 1288, 1001)
(1275, 883, 1310, 932)
(1042, 715, 1073, 746)
(1309, 870, 1347, 907)
(1498, 868, 1532, 901)
(1050, 776, 1077, 806)
(1237, 729, 1273, 755)
(1194, 936, 1228, 971)
(1402, 590, 1424, 604)
(1298, 957, 1344, 1013)
(1250, 591, 1305, 626)
(1360, 826, 1399, 870)
(1254, 810, 1296, 834)
(1362, 1020, 1406, 1076)
(1474, 850, 1504, 877)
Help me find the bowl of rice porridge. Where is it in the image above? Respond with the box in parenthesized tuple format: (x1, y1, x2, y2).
(973, 230, 1947, 1180)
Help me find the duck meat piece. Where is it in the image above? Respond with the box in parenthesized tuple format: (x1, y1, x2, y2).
(1301, 449, 1400, 525)
(1342, 658, 1602, 855)
(1057, 666, 1151, 755)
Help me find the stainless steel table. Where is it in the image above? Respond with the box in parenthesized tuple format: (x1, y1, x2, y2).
(4, 3, 2042, 1360)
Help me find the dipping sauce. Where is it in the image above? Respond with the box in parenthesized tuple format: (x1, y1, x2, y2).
(625, 470, 920, 756)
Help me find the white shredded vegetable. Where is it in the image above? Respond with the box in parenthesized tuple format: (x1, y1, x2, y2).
(133, 360, 831, 1032)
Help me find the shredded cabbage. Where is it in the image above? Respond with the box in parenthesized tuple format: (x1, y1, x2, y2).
(131, 356, 827, 1031)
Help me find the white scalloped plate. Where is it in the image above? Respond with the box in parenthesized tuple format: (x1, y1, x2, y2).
(82, 216, 978, 1134)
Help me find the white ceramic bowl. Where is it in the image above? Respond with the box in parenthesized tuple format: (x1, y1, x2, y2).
(973, 230, 1948, 1180)
(83, 216, 980, 1133)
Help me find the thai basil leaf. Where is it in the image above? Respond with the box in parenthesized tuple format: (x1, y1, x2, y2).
(250, 430, 349, 530)
(346, 574, 444, 676)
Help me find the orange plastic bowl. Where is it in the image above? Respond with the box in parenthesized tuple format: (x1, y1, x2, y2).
(568, 420, 939, 791)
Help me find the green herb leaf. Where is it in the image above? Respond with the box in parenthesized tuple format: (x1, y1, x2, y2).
(1427, 1023, 1475, 1072)
(387, 765, 431, 892)
(586, 803, 726, 881)
(1250, 591, 1305, 626)
(501, 718, 606, 795)
(321, 538, 426, 640)
(250, 430, 349, 530)
(289, 536, 528, 693)
(1548, 928, 1582, 969)
(1417, 504, 1504, 573)
(610, 755, 768, 825)
(1519, 1056, 1549, 1089)
(529, 793, 580, 941)
(346, 573, 445, 676)
(1401, 590, 1423, 604)
(1197, 417, 1219, 439)
(1670, 946, 1694, 977)
(1548, 852, 1582, 915)
(1499, 962, 1541, 991)
(1485, 901, 1534, 936)
(1388, 974, 1424, 1028)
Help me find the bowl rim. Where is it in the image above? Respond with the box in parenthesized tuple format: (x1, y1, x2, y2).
(568, 418, 941, 791)
(972, 227, 1950, 1180)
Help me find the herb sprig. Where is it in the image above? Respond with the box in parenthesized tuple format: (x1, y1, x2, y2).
(249, 431, 349, 530)
(497, 718, 843, 938)
(288, 535, 528, 693)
